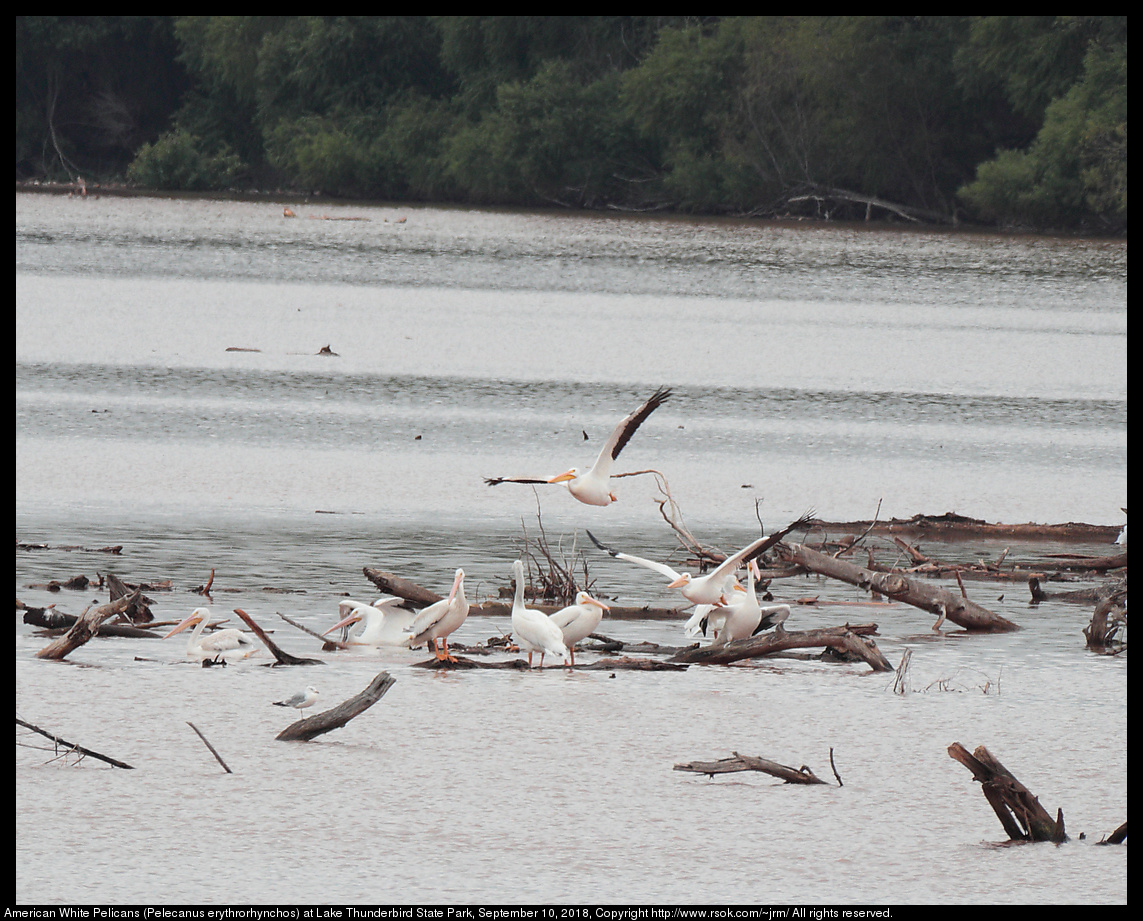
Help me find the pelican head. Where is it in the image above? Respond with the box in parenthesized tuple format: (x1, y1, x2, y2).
(576, 591, 610, 611)
(547, 469, 578, 485)
(324, 606, 365, 635)
(164, 607, 210, 639)
(667, 573, 692, 590)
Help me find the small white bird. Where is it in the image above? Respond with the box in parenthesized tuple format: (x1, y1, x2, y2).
(273, 686, 319, 710)
(485, 387, 671, 507)
(164, 607, 260, 662)
(510, 560, 570, 669)
(548, 591, 610, 665)
(403, 568, 470, 661)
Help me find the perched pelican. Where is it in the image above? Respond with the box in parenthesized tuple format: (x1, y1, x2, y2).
(711, 561, 763, 647)
(587, 512, 813, 606)
(548, 591, 610, 665)
(403, 568, 470, 661)
(273, 686, 319, 709)
(510, 560, 570, 669)
(484, 387, 671, 506)
(324, 596, 417, 647)
(164, 607, 260, 661)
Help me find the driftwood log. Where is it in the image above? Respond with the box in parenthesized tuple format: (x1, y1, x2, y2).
(15, 717, 134, 769)
(276, 671, 395, 741)
(948, 743, 1067, 843)
(106, 573, 154, 623)
(674, 752, 830, 784)
(668, 624, 892, 671)
(233, 608, 323, 665)
(364, 567, 682, 620)
(778, 542, 1018, 633)
(34, 588, 143, 660)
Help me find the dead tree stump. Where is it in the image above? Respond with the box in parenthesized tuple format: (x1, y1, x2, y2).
(948, 743, 1067, 843)
(276, 671, 395, 741)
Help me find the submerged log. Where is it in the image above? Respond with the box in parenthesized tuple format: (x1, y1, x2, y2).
(233, 608, 323, 665)
(34, 588, 142, 660)
(948, 743, 1067, 843)
(15, 717, 134, 769)
(674, 752, 829, 784)
(778, 542, 1018, 633)
(276, 671, 395, 741)
(668, 624, 892, 672)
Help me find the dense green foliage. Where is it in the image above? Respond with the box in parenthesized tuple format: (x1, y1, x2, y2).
(16, 15, 1126, 232)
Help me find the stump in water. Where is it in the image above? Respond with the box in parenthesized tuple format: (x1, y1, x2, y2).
(948, 743, 1067, 843)
(276, 671, 395, 741)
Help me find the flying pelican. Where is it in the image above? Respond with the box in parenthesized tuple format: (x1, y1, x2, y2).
(548, 591, 610, 665)
(273, 686, 319, 709)
(510, 560, 570, 669)
(323, 596, 417, 647)
(402, 568, 469, 661)
(484, 386, 671, 506)
(587, 511, 814, 607)
(164, 607, 260, 662)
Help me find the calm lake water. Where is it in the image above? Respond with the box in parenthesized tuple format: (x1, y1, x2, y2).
(15, 192, 1126, 905)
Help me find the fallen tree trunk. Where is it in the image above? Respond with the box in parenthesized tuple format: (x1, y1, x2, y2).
(276, 671, 395, 741)
(777, 542, 1018, 633)
(667, 624, 892, 671)
(948, 743, 1066, 843)
(34, 588, 143, 660)
(233, 608, 323, 665)
(674, 751, 830, 784)
(15, 717, 134, 769)
(363, 568, 443, 606)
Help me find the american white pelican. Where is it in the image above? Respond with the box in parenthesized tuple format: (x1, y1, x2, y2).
(273, 686, 319, 709)
(710, 561, 763, 647)
(484, 387, 671, 507)
(164, 607, 260, 662)
(548, 591, 610, 665)
(323, 596, 417, 647)
(587, 512, 813, 606)
(510, 560, 570, 669)
(403, 568, 469, 661)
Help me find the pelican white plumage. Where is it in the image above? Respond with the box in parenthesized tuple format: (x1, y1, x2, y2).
(548, 591, 609, 665)
(510, 560, 570, 669)
(587, 511, 814, 606)
(484, 387, 671, 507)
(164, 607, 260, 661)
(324, 596, 417, 647)
(403, 568, 469, 661)
(711, 561, 763, 647)
(273, 686, 319, 709)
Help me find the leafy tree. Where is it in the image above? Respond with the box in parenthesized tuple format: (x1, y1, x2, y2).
(17, 16, 189, 179)
(958, 16, 1127, 229)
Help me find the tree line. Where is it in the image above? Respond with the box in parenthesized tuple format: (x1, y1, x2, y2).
(16, 16, 1127, 233)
